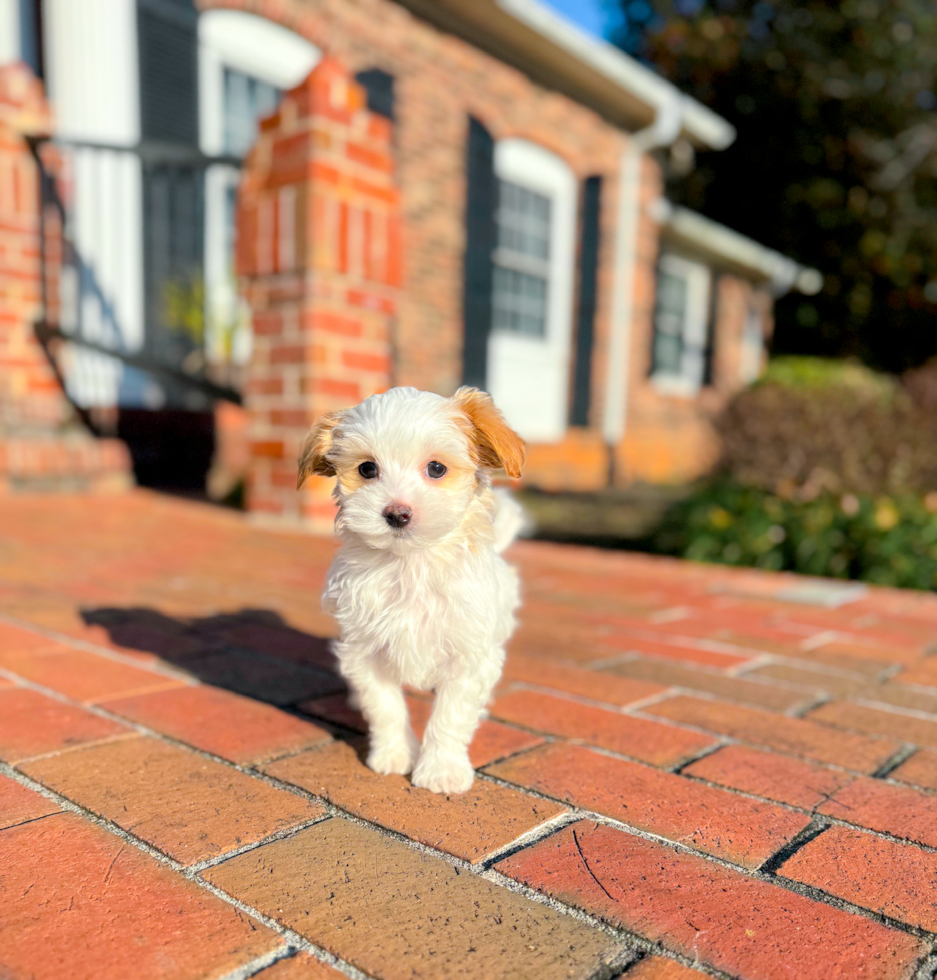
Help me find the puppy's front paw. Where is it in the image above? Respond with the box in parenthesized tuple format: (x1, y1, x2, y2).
(412, 750, 475, 795)
(367, 733, 419, 776)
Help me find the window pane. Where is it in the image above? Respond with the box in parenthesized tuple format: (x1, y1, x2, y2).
(657, 270, 687, 317)
(491, 177, 553, 338)
(223, 68, 282, 157)
(652, 269, 689, 375)
(653, 333, 683, 375)
(492, 265, 548, 337)
(496, 180, 551, 261)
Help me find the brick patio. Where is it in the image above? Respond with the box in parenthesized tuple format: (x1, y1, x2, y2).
(1, 490, 936, 980)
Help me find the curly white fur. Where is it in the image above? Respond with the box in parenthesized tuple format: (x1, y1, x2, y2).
(300, 386, 526, 794)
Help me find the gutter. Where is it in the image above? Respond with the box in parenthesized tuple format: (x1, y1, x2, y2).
(495, 0, 734, 149)
(601, 93, 686, 477)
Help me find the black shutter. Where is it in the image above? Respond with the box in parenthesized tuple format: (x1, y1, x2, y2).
(461, 117, 496, 389)
(570, 176, 601, 426)
(355, 69, 395, 121)
(137, 0, 199, 145)
(703, 273, 719, 386)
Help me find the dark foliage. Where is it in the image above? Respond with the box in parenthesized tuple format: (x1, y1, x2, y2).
(607, 0, 937, 372)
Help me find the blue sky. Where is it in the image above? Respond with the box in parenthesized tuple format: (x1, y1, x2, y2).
(541, 0, 609, 38)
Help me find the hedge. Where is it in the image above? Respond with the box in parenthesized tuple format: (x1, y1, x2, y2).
(654, 482, 937, 590)
(716, 356, 937, 498)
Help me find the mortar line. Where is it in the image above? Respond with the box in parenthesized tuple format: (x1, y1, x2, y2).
(215, 946, 294, 980)
(758, 818, 831, 874)
(912, 951, 937, 980)
(850, 698, 937, 723)
(873, 743, 921, 779)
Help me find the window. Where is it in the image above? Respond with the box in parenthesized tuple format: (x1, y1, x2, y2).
(198, 11, 319, 367)
(483, 138, 577, 442)
(222, 68, 281, 157)
(739, 302, 765, 384)
(650, 252, 711, 395)
(492, 181, 552, 337)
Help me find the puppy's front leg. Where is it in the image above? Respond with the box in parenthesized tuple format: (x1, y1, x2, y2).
(412, 660, 500, 794)
(340, 649, 419, 775)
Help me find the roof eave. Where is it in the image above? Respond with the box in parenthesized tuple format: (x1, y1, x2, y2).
(393, 0, 736, 150)
(654, 201, 823, 296)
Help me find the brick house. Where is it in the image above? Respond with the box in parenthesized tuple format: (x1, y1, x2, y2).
(0, 0, 818, 523)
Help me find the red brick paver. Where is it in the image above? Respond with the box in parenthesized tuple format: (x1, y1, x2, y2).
(489, 688, 716, 767)
(253, 954, 348, 980)
(0, 646, 187, 702)
(807, 699, 937, 749)
(1, 492, 936, 979)
(645, 695, 901, 771)
(780, 826, 937, 932)
(625, 958, 711, 980)
(21, 736, 324, 865)
(0, 812, 281, 980)
(101, 683, 332, 764)
(0, 687, 129, 763)
(487, 742, 810, 869)
(497, 821, 926, 980)
(891, 749, 937, 791)
(205, 816, 624, 980)
(684, 744, 856, 810)
(0, 772, 59, 830)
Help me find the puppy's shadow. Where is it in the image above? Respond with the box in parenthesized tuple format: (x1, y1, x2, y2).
(80, 606, 366, 750)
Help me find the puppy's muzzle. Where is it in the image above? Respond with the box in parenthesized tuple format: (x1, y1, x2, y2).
(383, 504, 412, 529)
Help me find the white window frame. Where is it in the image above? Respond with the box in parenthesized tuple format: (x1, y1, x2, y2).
(198, 11, 320, 157)
(198, 10, 319, 365)
(492, 139, 577, 349)
(486, 139, 577, 442)
(650, 252, 711, 398)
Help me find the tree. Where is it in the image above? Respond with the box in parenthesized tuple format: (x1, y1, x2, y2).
(607, 0, 937, 372)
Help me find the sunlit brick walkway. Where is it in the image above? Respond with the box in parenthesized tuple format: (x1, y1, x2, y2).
(1, 491, 936, 980)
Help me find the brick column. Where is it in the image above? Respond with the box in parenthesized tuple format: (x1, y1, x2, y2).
(238, 57, 401, 529)
(0, 62, 131, 492)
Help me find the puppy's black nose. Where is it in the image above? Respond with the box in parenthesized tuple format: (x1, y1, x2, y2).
(383, 505, 412, 529)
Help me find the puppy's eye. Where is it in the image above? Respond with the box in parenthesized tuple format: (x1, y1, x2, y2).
(358, 461, 379, 480)
(426, 461, 447, 479)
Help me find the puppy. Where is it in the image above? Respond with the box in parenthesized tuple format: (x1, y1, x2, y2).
(297, 386, 526, 794)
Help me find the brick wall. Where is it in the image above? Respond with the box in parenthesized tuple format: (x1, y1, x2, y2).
(0, 62, 131, 493)
(0, 64, 66, 431)
(238, 58, 400, 527)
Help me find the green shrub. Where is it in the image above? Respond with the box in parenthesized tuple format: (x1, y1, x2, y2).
(717, 358, 937, 498)
(655, 482, 937, 590)
(758, 356, 899, 403)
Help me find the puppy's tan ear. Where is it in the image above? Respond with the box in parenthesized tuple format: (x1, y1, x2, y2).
(452, 387, 526, 479)
(297, 411, 345, 488)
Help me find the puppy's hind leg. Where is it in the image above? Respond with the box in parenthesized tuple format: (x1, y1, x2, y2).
(339, 648, 419, 775)
(412, 650, 503, 795)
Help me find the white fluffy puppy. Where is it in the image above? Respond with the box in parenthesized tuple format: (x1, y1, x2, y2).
(297, 386, 526, 794)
